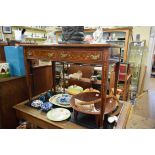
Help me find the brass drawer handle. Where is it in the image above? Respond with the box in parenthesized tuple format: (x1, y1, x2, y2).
(48, 53, 54, 58)
(61, 53, 68, 58)
(90, 54, 100, 60)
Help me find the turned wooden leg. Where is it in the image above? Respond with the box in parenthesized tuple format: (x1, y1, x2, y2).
(95, 115, 100, 128)
(74, 110, 78, 121)
(52, 61, 56, 93)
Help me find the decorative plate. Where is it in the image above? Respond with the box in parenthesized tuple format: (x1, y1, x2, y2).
(67, 85, 83, 95)
(47, 108, 71, 121)
(49, 94, 72, 108)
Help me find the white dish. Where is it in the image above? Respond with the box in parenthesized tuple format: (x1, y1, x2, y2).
(49, 94, 72, 108)
(47, 108, 71, 121)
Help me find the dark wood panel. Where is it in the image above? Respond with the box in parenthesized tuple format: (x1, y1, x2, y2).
(0, 66, 53, 128)
(0, 77, 28, 128)
(0, 45, 6, 62)
(33, 65, 53, 96)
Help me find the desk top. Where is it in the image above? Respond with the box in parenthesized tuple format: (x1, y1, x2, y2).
(21, 43, 120, 48)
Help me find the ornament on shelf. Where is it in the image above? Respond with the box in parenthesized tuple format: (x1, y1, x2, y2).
(60, 26, 85, 44)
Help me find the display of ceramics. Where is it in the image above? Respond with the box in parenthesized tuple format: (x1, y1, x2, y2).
(47, 108, 71, 121)
(31, 100, 43, 108)
(40, 102, 53, 112)
(67, 85, 83, 95)
(38, 91, 53, 103)
(49, 94, 72, 108)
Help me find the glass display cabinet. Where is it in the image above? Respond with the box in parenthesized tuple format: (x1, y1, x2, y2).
(128, 41, 145, 99)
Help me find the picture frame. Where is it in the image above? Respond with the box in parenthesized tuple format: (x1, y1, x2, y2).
(2, 26, 12, 34)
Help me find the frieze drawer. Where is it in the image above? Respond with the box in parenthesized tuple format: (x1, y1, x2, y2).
(59, 50, 102, 63)
(26, 49, 102, 63)
(26, 50, 57, 60)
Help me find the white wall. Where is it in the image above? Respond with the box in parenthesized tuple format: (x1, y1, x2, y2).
(144, 27, 155, 90)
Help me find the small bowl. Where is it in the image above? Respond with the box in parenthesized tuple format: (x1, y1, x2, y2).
(40, 102, 53, 112)
(31, 100, 43, 108)
(39, 95, 46, 102)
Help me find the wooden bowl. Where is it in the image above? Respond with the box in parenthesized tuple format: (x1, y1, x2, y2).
(70, 92, 118, 115)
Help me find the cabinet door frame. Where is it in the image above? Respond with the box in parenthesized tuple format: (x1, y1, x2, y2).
(103, 27, 133, 62)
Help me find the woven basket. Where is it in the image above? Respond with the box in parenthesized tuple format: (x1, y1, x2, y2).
(70, 92, 118, 115)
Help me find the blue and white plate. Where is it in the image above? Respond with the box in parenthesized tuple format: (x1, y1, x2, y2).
(49, 94, 72, 108)
(56, 94, 71, 105)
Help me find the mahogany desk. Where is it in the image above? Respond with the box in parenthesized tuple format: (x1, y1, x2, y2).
(20, 44, 121, 128)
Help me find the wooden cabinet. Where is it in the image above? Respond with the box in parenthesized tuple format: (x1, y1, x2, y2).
(0, 77, 28, 128)
(102, 27, 133, 62)
(0, 66, 53, 128)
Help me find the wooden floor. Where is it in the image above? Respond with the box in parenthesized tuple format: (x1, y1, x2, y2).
(127, 78, 155, 129)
